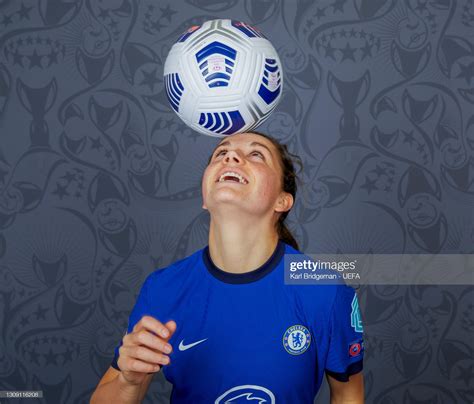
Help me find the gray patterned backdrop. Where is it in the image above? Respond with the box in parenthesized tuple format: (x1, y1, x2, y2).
(0, 0, 473, 403)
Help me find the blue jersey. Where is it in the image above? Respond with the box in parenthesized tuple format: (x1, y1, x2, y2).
(111, 240, 364, 403)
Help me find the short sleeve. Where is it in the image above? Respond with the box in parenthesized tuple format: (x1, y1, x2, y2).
(324, 284, 364, 382)
(111, 274, 154, 371)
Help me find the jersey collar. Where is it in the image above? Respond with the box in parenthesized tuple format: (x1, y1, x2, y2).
(202, 240, 285, 284)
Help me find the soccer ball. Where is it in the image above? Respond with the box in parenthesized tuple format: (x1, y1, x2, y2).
(163, 19, 283, 137)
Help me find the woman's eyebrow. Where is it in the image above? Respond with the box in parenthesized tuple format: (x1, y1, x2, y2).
(250, 141, 273, 156)
(215, 140, 230, 148)
(213, 140, 273, 156)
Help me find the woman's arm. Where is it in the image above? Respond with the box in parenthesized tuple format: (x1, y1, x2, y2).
(90, 366, 154, 404)
(327, 372, 364, 404)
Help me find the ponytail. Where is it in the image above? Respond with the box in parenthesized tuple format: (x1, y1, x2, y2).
(277, 220, 299, 251)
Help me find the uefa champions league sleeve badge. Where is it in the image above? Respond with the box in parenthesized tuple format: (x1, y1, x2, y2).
(351, 294, 364, 333)
(283, 325, 311, 355)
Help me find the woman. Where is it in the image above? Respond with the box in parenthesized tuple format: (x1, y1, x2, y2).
(91, 131, 365, 403)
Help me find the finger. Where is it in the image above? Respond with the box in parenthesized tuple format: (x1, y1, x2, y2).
(121, 357, 161, 373)
(133, 315, 171, 339)
(123, 345, 170, 366)
(164, 320, 177, 338)
(130, 330, 173, 354)
(118, 346, 163, 373)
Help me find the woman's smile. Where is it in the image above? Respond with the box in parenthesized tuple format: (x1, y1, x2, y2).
(216, 170, 249, 185)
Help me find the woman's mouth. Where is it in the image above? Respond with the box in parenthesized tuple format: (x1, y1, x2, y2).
(216, 171, 249, 184)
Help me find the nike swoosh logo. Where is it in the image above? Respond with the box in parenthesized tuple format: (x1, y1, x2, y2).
(178, 338, 208, 351)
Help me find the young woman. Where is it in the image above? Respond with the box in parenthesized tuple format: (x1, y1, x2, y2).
(91, 131, 365, 403)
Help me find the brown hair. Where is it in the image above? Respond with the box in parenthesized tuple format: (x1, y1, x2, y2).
(206, 130, 303, 251)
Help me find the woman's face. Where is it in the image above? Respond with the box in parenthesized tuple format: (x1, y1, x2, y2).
(201, 133, 292, 219)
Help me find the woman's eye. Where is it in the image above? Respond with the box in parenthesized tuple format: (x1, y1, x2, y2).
(250, 151, 264, 158)
(214, 149, 264, 159)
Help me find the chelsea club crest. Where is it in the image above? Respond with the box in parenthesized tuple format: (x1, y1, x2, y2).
(283, 325, 311, 355)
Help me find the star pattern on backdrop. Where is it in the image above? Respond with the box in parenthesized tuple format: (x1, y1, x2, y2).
(143, 3, 178, 35)
(4, 35, 66, 69)
(314, 27, 381, 63)
(52, 169, 85, 200)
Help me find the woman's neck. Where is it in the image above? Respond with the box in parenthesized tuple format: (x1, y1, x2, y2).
(208, 218, 279, 275)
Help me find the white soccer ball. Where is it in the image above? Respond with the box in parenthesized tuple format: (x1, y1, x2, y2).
(163, 19, 283, 137)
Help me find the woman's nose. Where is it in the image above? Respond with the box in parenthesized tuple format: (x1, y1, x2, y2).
(224, 150, 241, 163)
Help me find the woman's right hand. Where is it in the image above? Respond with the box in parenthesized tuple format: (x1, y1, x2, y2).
(117, 315, 177, 386)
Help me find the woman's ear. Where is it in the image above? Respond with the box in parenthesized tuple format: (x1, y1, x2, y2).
(275, 192, 293, 213)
